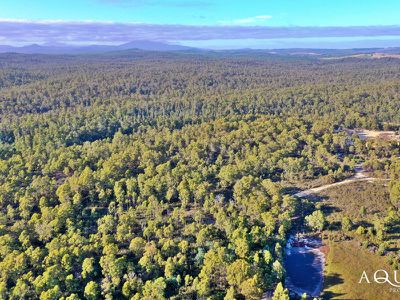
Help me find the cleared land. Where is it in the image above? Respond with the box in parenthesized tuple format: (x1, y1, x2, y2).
(323, 240, 395, 300)
(298, 179, 399, 299)
(293, 177, 380, 198)
(318, 181, 391, 220)
(323, 53, 400, 60)
(320, 181, 400, 299)
(345, 128, 400, 141)
(293, 166, 385, 198)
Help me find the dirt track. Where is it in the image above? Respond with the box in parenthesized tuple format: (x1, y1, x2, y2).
(293, 167, 386, 198)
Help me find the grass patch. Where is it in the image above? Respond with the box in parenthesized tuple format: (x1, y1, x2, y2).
(323, 240, 395, 299)
(319, 181, 391, 221)
(317, 181, 400, 253)
(316, 181, 400, 299)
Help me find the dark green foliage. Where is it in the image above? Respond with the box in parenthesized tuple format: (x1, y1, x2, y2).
(0, 51, 399, 299)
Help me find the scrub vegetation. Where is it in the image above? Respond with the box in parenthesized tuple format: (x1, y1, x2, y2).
(0, 51, 399, 299)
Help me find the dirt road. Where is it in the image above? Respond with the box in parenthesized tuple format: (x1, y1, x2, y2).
(293, 166, 385, 198)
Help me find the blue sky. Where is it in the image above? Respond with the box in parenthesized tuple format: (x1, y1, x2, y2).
(2, 0, 400, 26)
(1, 0, 400, 48)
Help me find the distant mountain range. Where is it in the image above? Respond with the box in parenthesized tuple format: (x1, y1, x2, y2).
(0, 40, 197, 54)
(1, 41, 400, 57)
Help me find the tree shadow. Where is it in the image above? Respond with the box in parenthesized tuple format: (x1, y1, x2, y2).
(282, 186, 301, 195)
(387, 234, 400, 240)
(301, 194, 327, 202)
(389, 247, 400, 252)
(387, 225, 400, 234)
(322, 273, 346, 299)
(321, 203, 342, 217)
(327, 221, 342, 231)
(355, 220, 372, 228)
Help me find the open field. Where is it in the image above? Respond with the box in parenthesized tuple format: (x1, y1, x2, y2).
(345, 128, 400, 141)
(294, 178, 399, 299)
(318, 181, 391, 220)
(323, 53, 400, 60)
(318, 181, 400, 299)
(318, 181, 400, 252)
(293, 175, 382, 198)
(323, 240, 396, 300)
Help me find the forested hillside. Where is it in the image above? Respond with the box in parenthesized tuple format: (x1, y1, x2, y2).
(0, 51, 399, 299)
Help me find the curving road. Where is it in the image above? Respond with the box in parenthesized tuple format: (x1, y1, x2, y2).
(293, 166, 384, 198)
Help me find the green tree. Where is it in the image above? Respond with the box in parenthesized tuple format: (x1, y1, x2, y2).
(341, 216, 353, 232)
(224, 286, 236, 299)
(226, 259, 251, 287)
(272, 282, 290, 300)
(305, 210, 326, 231)
(272, 260, 285, 280)
(129, 237, 146, 258)
(82, 258, 96, 279)
(390, 181, 400, 209)
(239, 275, 263, 300)
(142, 277, 166, 300)
(84, 281, 100, 300)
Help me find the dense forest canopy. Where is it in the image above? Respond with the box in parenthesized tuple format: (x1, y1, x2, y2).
(0, 51, 399, 299)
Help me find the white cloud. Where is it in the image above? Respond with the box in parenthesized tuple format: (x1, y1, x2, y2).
(219, 15, 272, 25)
(1, 19, 399, 46)
(0, 18, 138, 25)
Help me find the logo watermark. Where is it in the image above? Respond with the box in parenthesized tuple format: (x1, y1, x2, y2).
(359, 270, 400, 292)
